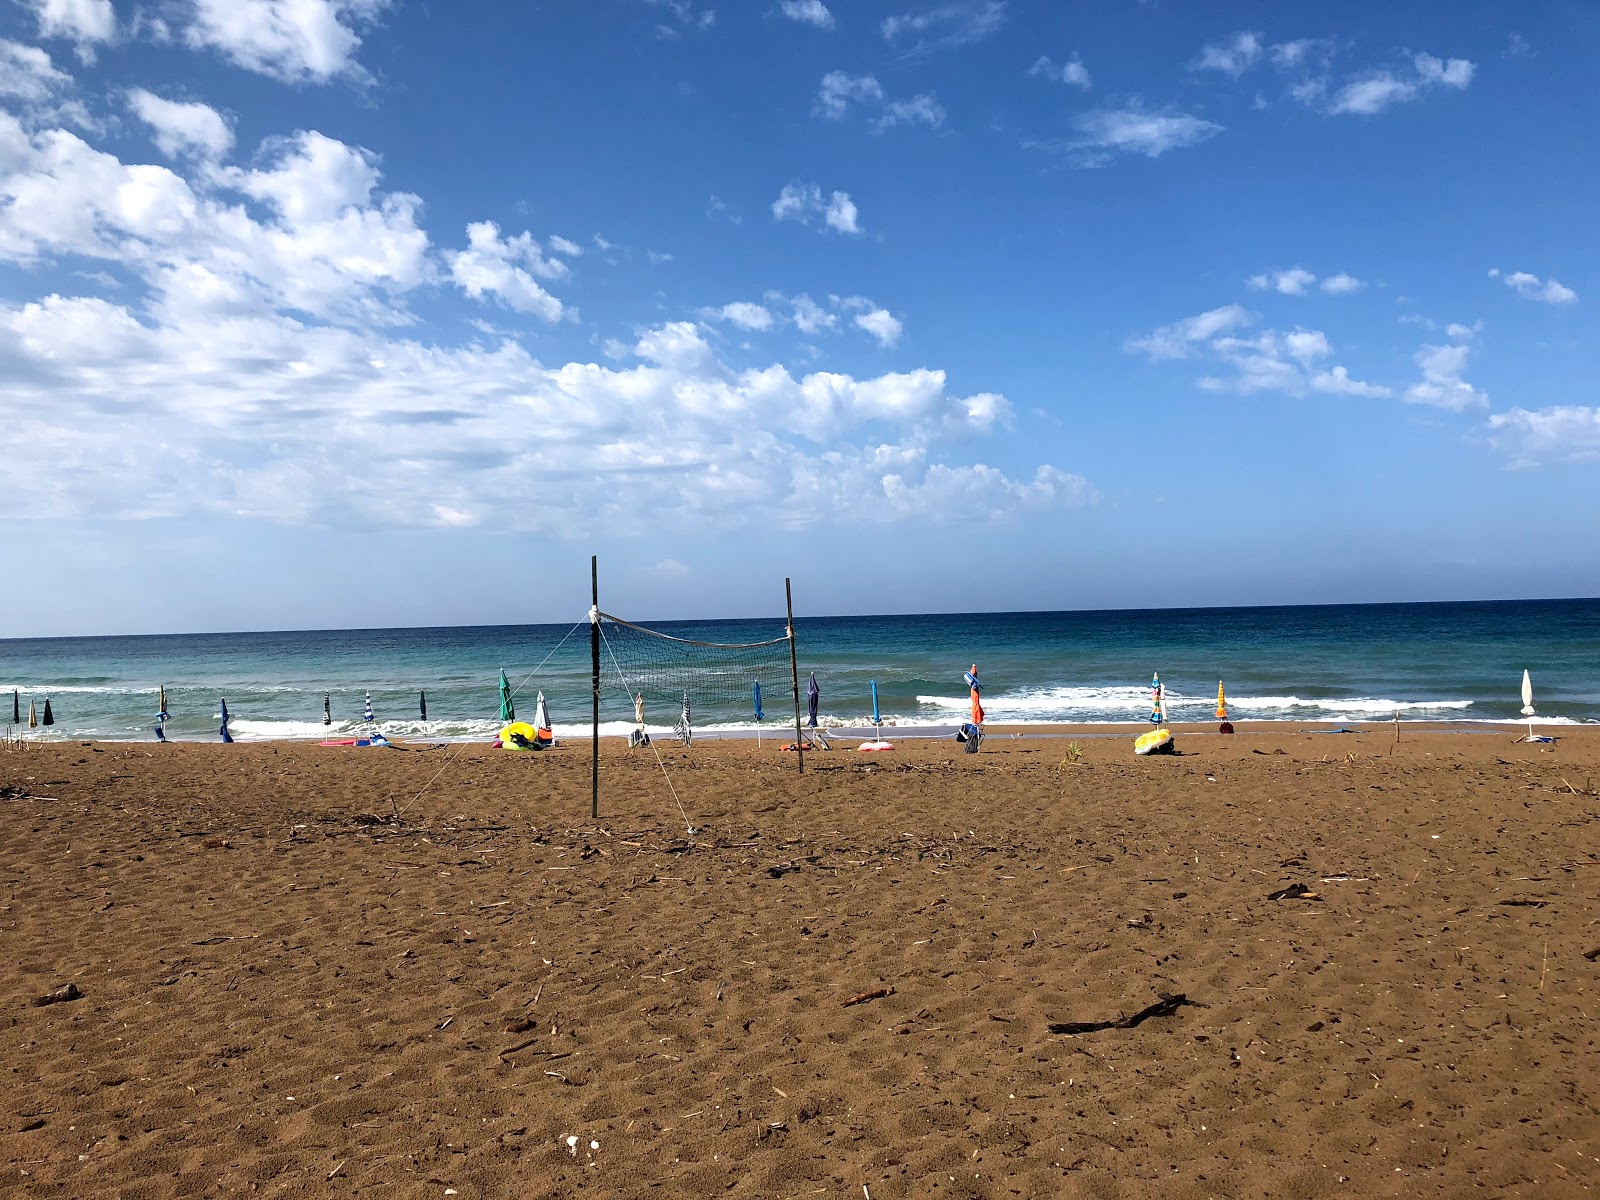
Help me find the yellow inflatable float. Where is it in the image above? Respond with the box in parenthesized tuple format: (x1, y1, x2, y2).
(1134, 728, 1175, 756)
(499, 722, 548, 751)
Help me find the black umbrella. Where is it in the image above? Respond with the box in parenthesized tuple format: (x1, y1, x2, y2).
(220, 698, 234, 744)
(807, 672, 819, 728)
(323, 691, 331, 726)
(10, 689, 17, 725)
(41, 698, 54, 726)
(420, 690, 427, 721)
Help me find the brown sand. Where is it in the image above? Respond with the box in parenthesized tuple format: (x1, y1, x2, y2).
(2, 728, 1597, 1198)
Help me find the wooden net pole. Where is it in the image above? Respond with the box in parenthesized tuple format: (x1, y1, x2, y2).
(787, 577, 803, 775)
(591, 555, 600, 819)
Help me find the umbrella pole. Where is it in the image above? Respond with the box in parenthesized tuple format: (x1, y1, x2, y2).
(787, 578, 802, 774)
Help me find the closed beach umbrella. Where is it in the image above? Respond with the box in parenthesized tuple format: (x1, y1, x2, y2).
(419, 690, 427, 721)
(499, 669, 514, 722)
(1520, 669, 1535, 717)
(323, 691, 331, 726)
(11, 689, 17, 725)
(806, 673, 819, 728)
(219, 698, 233, 743)
(634, 692, 645, 729)
(965, 664, 984, 727)
(28, 699, 37, 728)
(674, 691, 692, 746)
(1150, 673, 1164, 726)
(158, 684, 168, 721)
(753, 681, 764, 722)
(535, 691, 552, 739)
(363, 691, 374, 722)
(870, 679, 881, 728)
(1216, 681, 1234, 734)
(41, 698, 54, 726)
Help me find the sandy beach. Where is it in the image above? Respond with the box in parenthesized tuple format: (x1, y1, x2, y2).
(2, 727, 1597, 1198)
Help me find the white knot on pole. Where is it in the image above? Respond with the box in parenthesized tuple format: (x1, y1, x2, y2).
(588, 605, 599, 625)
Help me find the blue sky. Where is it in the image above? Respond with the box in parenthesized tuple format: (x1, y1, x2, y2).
(1, 0, 1595, 637)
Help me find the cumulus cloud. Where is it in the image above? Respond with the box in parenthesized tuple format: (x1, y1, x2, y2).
(1405, 326, 1487, 412)
(779, 0, 834, 29)
(1125, 305, 1252, 360)
(1192, 31, 1262, 78)
(1489, 267, 1577, 305)
(182, 0, 392, 84)
(1064, 103, 1222, 164)
(0, 122, 429, 324)
(702, 300, 774, 331)
(1129, 308, 1389, 398)
(1027, 54, 1091, 88)
(813, 71, 944, 131)
(881, 1, 1006, 56)
(1325, 51, 1475, 115)
(0, 87, 1088, 532)
(129, 90, 233, 160)
(1486, 406, 1600, 467)
(771, 182, 863, 235)
(0, 38, 72, 104)
(1246, 268, 1365, 295)
(20, 0, 115, 61)
(446, 221, 569, 322)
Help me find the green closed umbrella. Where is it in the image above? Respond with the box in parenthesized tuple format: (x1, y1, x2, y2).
(498, 669, 514, 722)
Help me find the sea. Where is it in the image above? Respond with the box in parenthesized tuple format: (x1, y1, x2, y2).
(2, 598, 1596, 743)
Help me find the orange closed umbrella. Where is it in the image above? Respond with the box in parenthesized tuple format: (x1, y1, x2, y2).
(964, 665, 985, 726)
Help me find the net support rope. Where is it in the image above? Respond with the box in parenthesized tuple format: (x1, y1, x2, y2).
(599, 621, 698, 835)
(391, 616, 588, 821)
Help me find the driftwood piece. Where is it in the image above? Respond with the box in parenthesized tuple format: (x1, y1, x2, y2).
(842, 986, 895, 1007)
(1048, 993, 1201, 1036)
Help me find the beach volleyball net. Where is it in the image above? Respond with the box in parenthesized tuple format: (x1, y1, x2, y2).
(596, 613, 794, 742)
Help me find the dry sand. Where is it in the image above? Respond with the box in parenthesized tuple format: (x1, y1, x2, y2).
(2, 727, 1597, 1198)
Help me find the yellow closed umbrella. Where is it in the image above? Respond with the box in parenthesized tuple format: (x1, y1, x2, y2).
(1216, 681, 1234, 734)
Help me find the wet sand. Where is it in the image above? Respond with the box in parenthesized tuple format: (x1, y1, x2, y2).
(2, 727, 1597, 1198)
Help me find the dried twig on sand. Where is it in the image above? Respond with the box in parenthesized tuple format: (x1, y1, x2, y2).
(842, 987, 894, 1007)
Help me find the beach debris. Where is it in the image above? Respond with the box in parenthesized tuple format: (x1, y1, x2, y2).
(1047, 993, 1201, 1036)
(31, 983, 83, 1007)
(842, 986, 895, 1007)
(1583, 947, 1599, 962)
(1498, 898, 1549, 908)
(1267, 883, 1321, 901)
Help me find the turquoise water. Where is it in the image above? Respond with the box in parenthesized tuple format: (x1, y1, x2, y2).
(1, 599, 1596, 741)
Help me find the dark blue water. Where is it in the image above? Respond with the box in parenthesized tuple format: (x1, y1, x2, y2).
(2, 599, 1595, 740)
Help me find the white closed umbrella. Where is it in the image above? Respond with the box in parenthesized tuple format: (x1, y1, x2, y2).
(1520, 669, 1536, 741)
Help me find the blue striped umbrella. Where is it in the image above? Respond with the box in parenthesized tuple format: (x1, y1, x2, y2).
(364, 691, 374, 722)
(753, 681, 764, 722)
(807, 673, 819, 728)
(870, 679, 881, 728)
(219, 698, 233, 743)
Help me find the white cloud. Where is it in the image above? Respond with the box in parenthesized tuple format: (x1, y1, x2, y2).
(182, 0, 391, 84)
(1125, 305, 1252, 360)
(704, 301, 774, 331)
(0, 38, 71, 104)
(1311, 365, 1391, 397)
(779, 0, 834, 29)
(1193, 31, 1262, 78)
(1247, 267, 1317, 295)
(446, 221, 569, 322)
(772, 182, 864, 235)
(1405, 329, 1487, 412)
(1490, 268, 1577, 305)
(548, 235, 582, 257)
(0, 92, 1087, 532)
(1027, 53, 1091, 88)
(787, 293, 837, 334)
(644, 0, 715, 35)
(129, 90, 233, 160)
(1325, 51, 1475, 115)
(1328, 73, 1417, 116)
(881, 1, 1006, 56)
(0, 122, 429, 324)
(1486, 406, 1600, 466)
(814, 71, 882, 119)
(813, 71, 943, 131)
(1131, 308, 1389, 398)
(1321, 272, 1363, 295)
(853, 307, 903, 348)
(1068, 103, 1222, 163)
(21, 0, 115, 60)
(1414, 52, 1474, 88)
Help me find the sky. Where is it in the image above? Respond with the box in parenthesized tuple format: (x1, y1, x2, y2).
(1, 0, 1596, 637)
